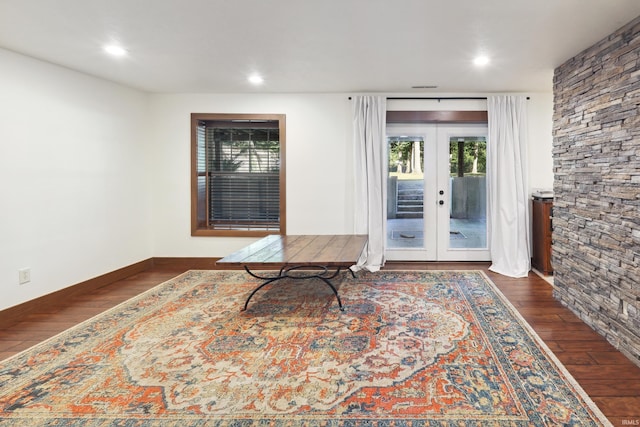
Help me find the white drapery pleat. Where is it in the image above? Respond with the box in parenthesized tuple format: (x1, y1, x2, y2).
(352, 96, 387, 272)
(487, 96, 531, 278)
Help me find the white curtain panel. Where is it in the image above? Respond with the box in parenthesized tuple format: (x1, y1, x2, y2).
(352, 96, 387, 272)
(487, 96, 531, 278)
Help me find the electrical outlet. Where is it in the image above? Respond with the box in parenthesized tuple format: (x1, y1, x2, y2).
(18, 268, 31, 285)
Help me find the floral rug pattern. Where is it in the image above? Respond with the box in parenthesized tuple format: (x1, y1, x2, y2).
(0, 270, 610, 426)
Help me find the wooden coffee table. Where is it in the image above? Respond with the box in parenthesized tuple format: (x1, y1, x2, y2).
(216, 234, 368, 311)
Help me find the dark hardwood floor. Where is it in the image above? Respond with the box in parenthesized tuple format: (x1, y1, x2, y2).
(0, 261, 639, 425)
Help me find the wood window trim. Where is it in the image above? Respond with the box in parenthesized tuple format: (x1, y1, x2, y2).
(190, 113, 287, 237)
(387, 110, 488, 123)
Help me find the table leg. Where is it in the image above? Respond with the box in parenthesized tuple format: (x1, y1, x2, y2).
(242, 275, 285, 312)
(316, 270, 344, 311)
(242, 265, 351, 311)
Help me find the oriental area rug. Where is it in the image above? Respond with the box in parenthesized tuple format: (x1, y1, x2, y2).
(0, 270, 611, 426)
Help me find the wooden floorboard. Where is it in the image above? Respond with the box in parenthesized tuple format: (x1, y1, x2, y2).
(0, 261, 639, 425)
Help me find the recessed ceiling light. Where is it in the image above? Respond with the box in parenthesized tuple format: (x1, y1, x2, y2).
(473, 55, 490, 67)
(103, 44, 127, 57)
(248, 74, 264, 85)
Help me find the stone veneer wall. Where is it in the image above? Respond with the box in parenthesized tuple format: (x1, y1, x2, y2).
(552, 16, 640, 367)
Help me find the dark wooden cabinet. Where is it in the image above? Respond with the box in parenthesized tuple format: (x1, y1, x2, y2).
(532, 196, 553, 275)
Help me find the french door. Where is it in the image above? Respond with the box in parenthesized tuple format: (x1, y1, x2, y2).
(386, 123, 490, 261)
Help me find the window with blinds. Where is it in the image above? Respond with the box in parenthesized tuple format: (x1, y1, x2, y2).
(191, 113, 286, 236)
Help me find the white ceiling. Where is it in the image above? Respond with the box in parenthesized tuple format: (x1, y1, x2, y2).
(1, 0, 639, 94)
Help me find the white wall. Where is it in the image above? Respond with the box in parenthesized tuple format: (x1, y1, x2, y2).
(149, 94, 355, 257)
(526, 93, 554, 192)
(150, 93, 554, 258)
(0, 49, 153, 311)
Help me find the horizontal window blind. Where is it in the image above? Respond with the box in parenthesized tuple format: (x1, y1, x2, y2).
(209, 174, 280, 230)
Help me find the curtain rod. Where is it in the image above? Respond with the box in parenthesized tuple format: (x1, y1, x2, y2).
(388, 97, 488, 100)
(348, 96, 530, 100)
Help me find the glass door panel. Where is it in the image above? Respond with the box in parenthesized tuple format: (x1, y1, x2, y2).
(386, 125, 437, 261)
(448, 136, 487, 249)
(387, 136, 424, 249)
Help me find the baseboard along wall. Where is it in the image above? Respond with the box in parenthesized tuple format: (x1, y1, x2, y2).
(0, 257, 246, 329)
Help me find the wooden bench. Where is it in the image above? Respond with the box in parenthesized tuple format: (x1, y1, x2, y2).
(216, 234, 368, 311)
